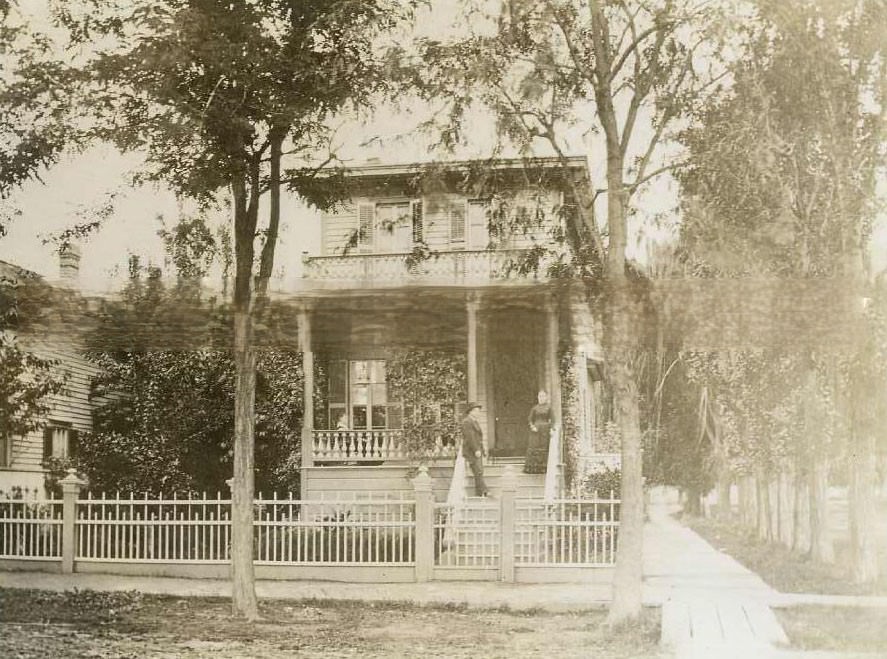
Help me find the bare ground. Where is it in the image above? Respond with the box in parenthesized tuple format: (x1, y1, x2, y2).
(0, 588, 662, 658)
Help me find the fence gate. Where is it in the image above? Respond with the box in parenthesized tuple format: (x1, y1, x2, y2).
(433, 499, 501, 579)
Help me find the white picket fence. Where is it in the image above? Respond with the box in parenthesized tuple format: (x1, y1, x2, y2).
(0, 498, 63, 559)
(77, 493, 231, 563)
(254, 495, 415, 565)
(0, 487, 619, 579)
(516, 495, 620, 566)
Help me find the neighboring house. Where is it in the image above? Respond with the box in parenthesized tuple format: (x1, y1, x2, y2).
(0, 249, 100, 496)
(290, 157, 617, 501)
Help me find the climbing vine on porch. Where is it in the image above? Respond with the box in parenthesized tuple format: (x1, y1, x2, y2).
(387, 350, 466, 465)
(558, 347, 580, 492)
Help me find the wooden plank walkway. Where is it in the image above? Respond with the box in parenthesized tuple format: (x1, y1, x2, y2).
(644, 495, 791, 657)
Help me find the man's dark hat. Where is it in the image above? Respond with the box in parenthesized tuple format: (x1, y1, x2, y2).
(466, 402, 482, 412)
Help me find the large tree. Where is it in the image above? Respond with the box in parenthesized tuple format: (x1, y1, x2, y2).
(417, 0, 728, 623)
(56, 0, 414, 618)
(676, 0, 885, 580)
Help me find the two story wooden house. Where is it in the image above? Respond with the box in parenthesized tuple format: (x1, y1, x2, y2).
(0, 251, 99, 497)
(286, 157, 616, 502)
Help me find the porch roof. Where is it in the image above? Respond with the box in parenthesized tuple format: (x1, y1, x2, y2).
(270, 285, 560, 353)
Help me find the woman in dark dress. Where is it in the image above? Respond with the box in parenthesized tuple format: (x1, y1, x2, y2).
(525, 390, 556, 474)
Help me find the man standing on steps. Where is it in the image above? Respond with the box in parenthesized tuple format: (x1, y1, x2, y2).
(461, 402, 490, 497)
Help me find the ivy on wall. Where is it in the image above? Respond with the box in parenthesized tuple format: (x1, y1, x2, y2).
(387, 350, 467, 464)
(558, 346, 580, 491)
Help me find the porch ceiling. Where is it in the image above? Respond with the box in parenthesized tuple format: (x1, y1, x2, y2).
(283, 287, 558, 353)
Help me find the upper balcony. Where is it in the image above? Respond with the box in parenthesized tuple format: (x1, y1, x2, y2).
(301, 248, 553, 289)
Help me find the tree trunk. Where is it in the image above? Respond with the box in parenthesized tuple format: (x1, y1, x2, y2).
(756, 469, 771, 542)
(792, 463, 811, 554)
(737, 475, 752, 530)
(716, 474, 732, 521)
(684, 486, 702, 516)
(778, 467, 794, 548)
(231, 308, 258, 618)
(808, 455, 834, 563)
(849, 427, 879, 582)
(607, 317, 644, 624)
(229, 170, 260, 620)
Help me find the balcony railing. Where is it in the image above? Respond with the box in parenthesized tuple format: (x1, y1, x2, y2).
(302, 249, 549, 285)
(313, 429, 457, 463)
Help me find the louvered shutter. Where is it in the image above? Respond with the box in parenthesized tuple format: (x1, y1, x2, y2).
(411, 200, 423, 244)
(467, 200, 488, 249)
(69, 429, 79, 458)
(450, 203, 466, 245)
(387, 403, 403, 430)
(358, 204, 374, 251)
(43, 426, 53, 460)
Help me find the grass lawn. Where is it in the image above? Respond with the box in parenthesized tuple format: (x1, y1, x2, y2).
(776, 605, 887, 654)
(685, 514, 887, 596)
(0, 588, 662, 659)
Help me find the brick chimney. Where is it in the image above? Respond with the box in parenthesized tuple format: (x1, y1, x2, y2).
(58, 243, 82, 284)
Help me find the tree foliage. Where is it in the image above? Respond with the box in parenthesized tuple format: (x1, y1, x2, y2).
(54, 0, 417, 617)
(81, 255, 303, 496)
(0, 2, 81, 225)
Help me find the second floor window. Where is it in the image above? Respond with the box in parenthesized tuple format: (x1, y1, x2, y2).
(449, 200, 489, 249)
(357, 200, 423, 253)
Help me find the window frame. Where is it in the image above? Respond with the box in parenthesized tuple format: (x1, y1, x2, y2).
(42, 421, 77, 463)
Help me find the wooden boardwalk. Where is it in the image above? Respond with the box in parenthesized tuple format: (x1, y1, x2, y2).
(644, 494, 790, 657)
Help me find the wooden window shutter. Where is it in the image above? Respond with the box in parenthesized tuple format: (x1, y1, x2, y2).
(69, 429, 79, 458)
(450, 202, 466, 243)
(387, 403, 403, 430)
(43, 426, 53, 460)
(357, 203, 374, 251)
(411, 200, 423, 244)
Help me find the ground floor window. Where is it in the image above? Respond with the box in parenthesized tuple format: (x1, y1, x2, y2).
(326, 359, 402, 431)
(42, 423, 78, 461)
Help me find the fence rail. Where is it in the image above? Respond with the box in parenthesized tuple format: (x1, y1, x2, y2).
(254, 497, 415, 565)
(76, 494, 230, 563)
(434, 500, 500, 568)
(0, 470, 619, 580)
(0, 498, 63, 559)
(516, 498, 619, 566)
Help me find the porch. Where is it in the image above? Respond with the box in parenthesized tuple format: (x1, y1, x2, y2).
(291, 287, 567, 497)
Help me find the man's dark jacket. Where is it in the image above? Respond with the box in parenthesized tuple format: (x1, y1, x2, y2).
(461, 415, 484, 456)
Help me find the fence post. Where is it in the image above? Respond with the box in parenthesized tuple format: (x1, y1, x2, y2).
(60, 469, 86, 574)
(412, 466, 434, 582)
(500, 464, 517, 582)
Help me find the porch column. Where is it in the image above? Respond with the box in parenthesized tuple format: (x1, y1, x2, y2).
(544, 295, 562, 424)
(467, 294, 479, 403)
(298, 307, 314, 492)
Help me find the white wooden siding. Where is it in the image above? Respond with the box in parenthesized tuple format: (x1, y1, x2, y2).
(4, 343, 98, 475)
(320, 189, 562, 257)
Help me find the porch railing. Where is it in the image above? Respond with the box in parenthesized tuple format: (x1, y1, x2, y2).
(313, 429, 404, 461)
(302, 249, 550, 284)
(543, 427, 561, 502)
(441, 444, 467, 549)
(312, 429, 457, 463)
